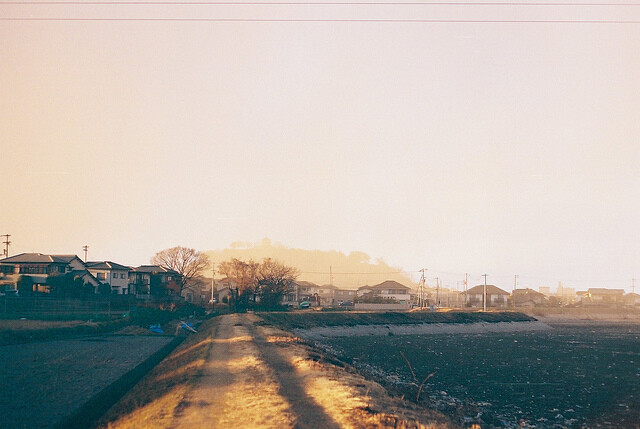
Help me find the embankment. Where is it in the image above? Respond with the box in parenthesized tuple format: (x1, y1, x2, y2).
(259, 311, 550, 339)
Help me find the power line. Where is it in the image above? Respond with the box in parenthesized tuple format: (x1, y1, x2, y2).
(4, 1, 640, 4)
(3, 17, 640, 22)
(300, 270, 407, 274)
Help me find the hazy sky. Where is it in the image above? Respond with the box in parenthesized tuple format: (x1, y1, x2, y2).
(1, 2, 639, 291)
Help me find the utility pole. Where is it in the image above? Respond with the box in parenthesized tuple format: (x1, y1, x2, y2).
(329, 266, 333, 287)
(418, 268, 426, 308)
(210, 262, 215, 304)
(482, 274, 488, 312)
(514, 274, 519, 308)
(435, 277, 440, 308)
(464, 272, 469, 307)
(82, 245, 89, 262)
(1, 234, 10, 258)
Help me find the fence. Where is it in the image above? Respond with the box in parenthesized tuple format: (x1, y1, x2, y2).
(0, 296, 135, 319)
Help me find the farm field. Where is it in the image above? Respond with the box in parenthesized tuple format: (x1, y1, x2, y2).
(318, 323, 640, 428)
(0, 335, 173, 428)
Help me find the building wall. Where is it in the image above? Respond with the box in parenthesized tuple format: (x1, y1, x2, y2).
(88, 269, 129, 293)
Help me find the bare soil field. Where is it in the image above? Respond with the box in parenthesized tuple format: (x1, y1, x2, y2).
(0, 334, 173, 429)
(315, 322, 640, 428)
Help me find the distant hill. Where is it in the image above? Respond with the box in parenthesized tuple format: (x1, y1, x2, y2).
(204, 238, 415, 289)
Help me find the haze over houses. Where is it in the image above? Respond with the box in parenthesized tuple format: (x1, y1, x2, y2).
(0, 251, 638, 310)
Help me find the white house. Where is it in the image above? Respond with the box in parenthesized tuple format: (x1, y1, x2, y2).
(86, 261, 131, 294)
(357, 280, 412, 304)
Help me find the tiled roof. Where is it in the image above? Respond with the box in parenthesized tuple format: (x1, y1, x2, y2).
(51, 255, 82, 264)
(368, 280, 411, 291)
(466, 285, 510, 295)
(513, 288, 546, 297)
(0, 253, 81, 264)
(133, 265, 180, 275)
(86, 261, 130, 271)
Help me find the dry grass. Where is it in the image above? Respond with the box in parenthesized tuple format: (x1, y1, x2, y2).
(0, 319, 86, 330)
(96, 319, 216, 429)
(254, 316, 453, 429)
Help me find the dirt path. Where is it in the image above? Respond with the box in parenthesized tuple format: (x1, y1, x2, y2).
(170, 313, 450, 429)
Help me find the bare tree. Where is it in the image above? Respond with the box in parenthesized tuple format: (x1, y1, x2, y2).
(217, 258, 259, 309)
(151, 246, 211, 295)
(217, 258, 259, 294)
(256, 258, 299, 308)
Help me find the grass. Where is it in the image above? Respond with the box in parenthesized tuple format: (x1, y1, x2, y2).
(96, 317, 217, 429)
(258, 310, 535, 330)
(0, 306, 216, 345)
(0, 318, 132, 345)
(0, 319, 89, 330)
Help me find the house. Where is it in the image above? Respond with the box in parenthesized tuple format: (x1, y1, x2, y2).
(0, 253, 99, 293)
(465, 285, 510, 308)
(511, 288, 548, 307)
(129, 265, 182, 296)
(183, 276, 213, 304)
(538, 286, 552, 296)
(624, 293, 640, 306)
(334, 288, 357, 304)
(86, 261, 130, 294)
(583, 288, 625, 306)
(357, 280, 412, 304)
(214, 285, 234, 304)
(295, 281, 337, 305)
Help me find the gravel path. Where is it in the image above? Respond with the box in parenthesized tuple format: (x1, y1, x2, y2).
(0, 335, 173, 429)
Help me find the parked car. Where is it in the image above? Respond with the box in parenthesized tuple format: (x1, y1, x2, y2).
(298, 301, 311, 309)
(1, 289, 19, 297)
(339, 301, 353, 307)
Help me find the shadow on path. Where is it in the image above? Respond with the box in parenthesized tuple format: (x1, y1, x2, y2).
(244, 320, 341, 429)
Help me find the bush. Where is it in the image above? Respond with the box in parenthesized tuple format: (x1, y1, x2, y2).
(130, 302, 205, 327)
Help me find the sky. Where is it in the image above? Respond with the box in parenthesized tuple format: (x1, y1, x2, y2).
(1, 1, 639, 292)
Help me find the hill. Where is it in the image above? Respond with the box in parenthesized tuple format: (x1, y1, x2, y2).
(204, 238, 415, 289)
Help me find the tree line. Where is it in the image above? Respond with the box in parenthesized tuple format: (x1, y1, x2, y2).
(152, 246, 299, 309)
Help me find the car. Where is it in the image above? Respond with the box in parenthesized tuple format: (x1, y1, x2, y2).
(339, 301, 353, 307)
(2, 289, 18, 297)
(298, 301, 311, 309)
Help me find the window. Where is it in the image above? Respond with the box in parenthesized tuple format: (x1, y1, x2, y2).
(113, 272, 118, 278)
(97, 273, 106, 280)
(121, 273, 126, 279)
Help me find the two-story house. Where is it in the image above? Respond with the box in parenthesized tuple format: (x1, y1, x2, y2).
(0, 253, 99, 293)
(86, 261, 131, 294)
(129, 265, 182, 297)
(357, 280, 412, 304)
(465, 285, 510, 308)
